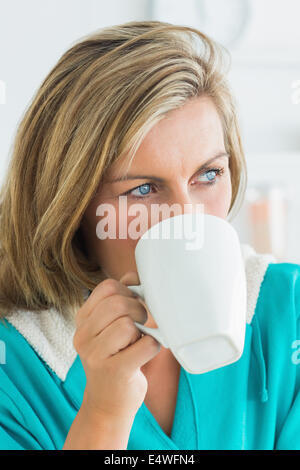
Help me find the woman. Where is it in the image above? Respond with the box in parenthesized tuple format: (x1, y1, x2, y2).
(0, 21, 299, 450)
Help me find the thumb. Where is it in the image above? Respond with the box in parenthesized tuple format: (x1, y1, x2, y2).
(119, 270, 140, 287)
(120, 271, 150, 316)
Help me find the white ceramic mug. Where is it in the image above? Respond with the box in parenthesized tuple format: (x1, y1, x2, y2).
(127, 212, 247, 374)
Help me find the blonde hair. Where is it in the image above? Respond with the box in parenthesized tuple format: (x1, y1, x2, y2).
(0, 20, 247, 319)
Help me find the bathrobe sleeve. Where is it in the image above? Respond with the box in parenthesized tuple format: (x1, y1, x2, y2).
(0, 367, 44, 450)
(0, 320, 60, 450)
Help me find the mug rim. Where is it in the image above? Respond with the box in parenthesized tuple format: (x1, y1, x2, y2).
(134, 212, 234, 255)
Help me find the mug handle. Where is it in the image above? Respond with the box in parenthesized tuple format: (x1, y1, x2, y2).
(127, 285, 169, 348)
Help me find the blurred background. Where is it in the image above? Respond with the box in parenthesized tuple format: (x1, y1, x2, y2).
(0, 0, 300, 262)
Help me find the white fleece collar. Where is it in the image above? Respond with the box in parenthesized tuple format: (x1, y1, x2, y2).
(4, 243, 276, 382)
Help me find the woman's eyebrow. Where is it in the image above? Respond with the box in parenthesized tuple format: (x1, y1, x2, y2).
(107, 152, 230, 183)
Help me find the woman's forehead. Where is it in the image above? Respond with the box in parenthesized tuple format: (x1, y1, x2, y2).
(104, 99, 225, 182)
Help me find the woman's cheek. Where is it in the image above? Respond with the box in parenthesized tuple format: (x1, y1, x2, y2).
(199, 179, 232, 218)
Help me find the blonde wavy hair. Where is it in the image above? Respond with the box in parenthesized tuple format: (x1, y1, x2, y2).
(0, 20, 247, 319)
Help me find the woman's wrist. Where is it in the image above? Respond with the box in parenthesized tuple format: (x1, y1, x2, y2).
(63, 398, 135, 450)
(80, 395, 135, 429)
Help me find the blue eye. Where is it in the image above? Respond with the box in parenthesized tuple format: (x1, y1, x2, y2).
(207, 170, 217, 181)
(120, 182, 156, 200)
(197, 168, 223, 184)
(129, 183, 153, 198)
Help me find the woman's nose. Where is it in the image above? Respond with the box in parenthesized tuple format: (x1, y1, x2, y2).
(167, 188, 204, 215)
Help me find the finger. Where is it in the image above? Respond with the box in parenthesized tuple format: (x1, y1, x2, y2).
(114, 334, 161, 374)
(75, 278, 137, 327)
(120, 271, 152, 329)
(86, 295, 148, 336)
(90, 315, 143, 360)
(81, 295, 148, 339)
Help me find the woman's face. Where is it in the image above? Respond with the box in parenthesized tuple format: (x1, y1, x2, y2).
(80, 96, 232, 281)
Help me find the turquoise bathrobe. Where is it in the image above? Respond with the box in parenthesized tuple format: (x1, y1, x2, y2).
(0, 245, 299, 450)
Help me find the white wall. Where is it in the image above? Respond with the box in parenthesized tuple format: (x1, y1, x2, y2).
(225, 0, 300, 263)
(0, 0, 149, 183)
